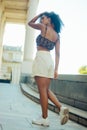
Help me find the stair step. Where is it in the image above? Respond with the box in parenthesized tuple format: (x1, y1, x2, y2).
(20, 83, 87, 127)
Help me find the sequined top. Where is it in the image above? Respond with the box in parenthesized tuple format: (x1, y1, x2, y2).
(36, 34, 55, 50)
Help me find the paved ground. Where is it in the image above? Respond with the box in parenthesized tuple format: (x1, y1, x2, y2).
(0, 83, 86, 130)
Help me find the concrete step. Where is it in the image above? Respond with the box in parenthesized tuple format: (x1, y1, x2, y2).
(20, 83, 87, 127)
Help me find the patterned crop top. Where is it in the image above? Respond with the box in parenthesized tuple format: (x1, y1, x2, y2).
(36, 25, 59, 50)
(36, 34, 55, 50)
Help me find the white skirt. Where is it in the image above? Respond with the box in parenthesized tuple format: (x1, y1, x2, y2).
(32, 51, 54, 78)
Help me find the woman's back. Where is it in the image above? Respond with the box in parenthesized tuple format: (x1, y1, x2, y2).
(36, 26, 58, 50)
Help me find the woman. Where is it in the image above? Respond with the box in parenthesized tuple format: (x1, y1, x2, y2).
(28, 11, 69, 126)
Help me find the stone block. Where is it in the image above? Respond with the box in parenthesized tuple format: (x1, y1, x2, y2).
(79, 117, 87, 127)
(75, 100, 87, 111)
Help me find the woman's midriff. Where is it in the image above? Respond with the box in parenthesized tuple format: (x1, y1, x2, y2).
(37, 46, 50, 51)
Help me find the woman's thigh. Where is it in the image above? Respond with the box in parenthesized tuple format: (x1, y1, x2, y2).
(35, 76, 51, 90)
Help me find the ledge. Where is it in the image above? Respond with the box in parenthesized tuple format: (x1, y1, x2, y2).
(58, 74, 87, 82)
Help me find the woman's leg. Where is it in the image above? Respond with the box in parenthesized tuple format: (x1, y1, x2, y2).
(48, 89, 61, 111)
(35, 76, 51, 118)
(35, 76, 62, 117)
(34, 76, 69, 125)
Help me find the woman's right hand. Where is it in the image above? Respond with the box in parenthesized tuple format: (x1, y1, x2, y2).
(54, 71, 58, 79)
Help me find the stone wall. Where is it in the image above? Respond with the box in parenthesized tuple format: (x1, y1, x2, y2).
(50, 75, 87, 111)
(20, 74, 87, 111)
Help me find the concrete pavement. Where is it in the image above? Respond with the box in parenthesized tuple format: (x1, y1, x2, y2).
(0, 83, 87, 130)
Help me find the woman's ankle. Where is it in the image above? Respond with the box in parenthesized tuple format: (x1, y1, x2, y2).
(59, 105, 62, 112)
(42, 115, 48, 119)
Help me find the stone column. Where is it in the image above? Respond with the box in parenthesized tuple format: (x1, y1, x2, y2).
(0, 3, 6, 70)
(21, 0, 39, 76)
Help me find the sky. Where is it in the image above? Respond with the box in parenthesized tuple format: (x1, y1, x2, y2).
(3, 0, 87, 74)
(3, 23, 26, 50)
